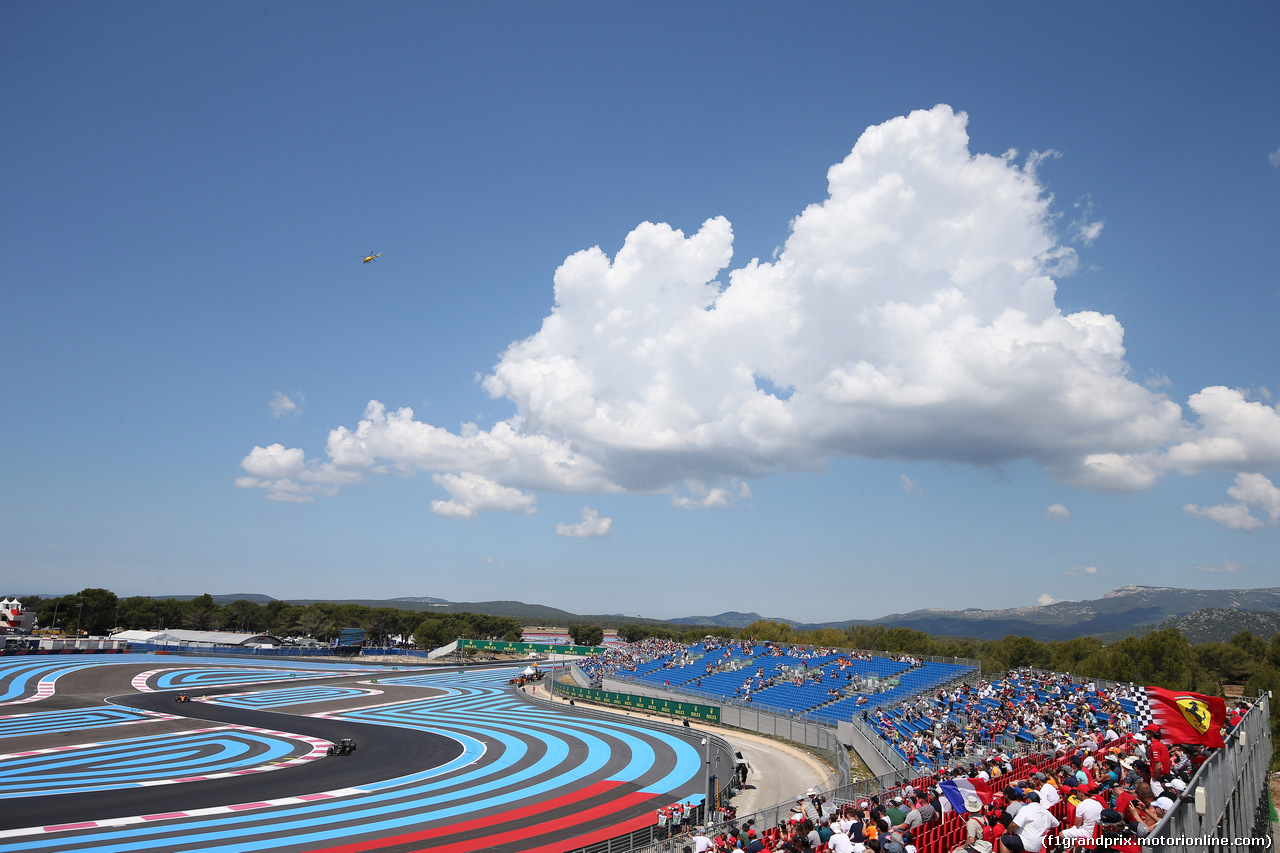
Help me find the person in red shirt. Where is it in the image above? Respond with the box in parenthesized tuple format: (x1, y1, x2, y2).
(1142, 725, 1171, 779)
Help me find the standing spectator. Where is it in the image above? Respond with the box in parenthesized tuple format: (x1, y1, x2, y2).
(1143, 725, 1171, 779)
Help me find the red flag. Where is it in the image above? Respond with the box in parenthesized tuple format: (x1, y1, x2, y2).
(1144, 686, 1226, 749)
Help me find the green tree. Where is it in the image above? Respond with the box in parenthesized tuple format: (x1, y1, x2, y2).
(737, 620, 793, 643)
(847, 625, 887, 651)
(366, 608, 401, 647)
(1227, 630, 1269, 664)
(990, 635, 1050, 670)
(414, 615, 475, 648)
(72, 588, 118, 635)
(618, 623, 648, 643)
(182, 594, 221, 631)
(568, 624, 604, 646)
(413, 617, 446, 648)
(264, 601, 304, 637)
(297, 606, 335, 640)
(225, 599, 265, 633)
(1101, 629, 1194, 688)
(1194, 642, 1257, 687)
(798, 627, 852, 648)
(1048, 636, 1105, 672)
(118, 596, 159, 630)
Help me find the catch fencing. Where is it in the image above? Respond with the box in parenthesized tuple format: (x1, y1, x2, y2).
(1146, 691, 1272, 851)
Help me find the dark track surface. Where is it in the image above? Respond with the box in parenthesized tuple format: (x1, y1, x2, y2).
(0, 656, 711, 853)
(0, 674, 464, 831)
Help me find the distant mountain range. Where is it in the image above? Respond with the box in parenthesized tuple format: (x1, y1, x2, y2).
(672, 586, 1280, 641)
(1143, 608, 1280, 645)
(138, 585, 1280, 643)
(669, 611, 782, 628)
(857, 585, 1280, 641)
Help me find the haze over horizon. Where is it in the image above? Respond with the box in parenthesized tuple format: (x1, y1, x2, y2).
(4, 4, 1278, 622)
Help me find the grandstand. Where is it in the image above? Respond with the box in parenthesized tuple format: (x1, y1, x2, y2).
(607, 640, 980, 774)
(621, 640, 974, 728)
(587, 639, 1272, 853)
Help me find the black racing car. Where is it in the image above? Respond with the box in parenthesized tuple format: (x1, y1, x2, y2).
(327, 738, 357, 756)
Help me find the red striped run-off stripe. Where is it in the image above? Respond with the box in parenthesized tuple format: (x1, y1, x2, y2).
(303, 779, 657, 853)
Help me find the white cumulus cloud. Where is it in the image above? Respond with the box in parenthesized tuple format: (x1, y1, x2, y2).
(1166, 388, 1280, 474)
(270, 391, 303, 419)
(901, 475, 924, 497)
(1184, 473, 1280, 531)
(555, 507, 613, 538)
(1064, 565, 1100, 577)
(428, 472, 537, 521)
(234, 442, 356, 502)
(1037, 593, 1057, 606)
(237, 105, 1280, 516)
(1270, 146, 1280, 168)
(1046, 503, 1070, 521)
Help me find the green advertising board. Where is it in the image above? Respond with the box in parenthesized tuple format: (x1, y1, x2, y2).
(556, 682, 721, 722)
(456, 638, 604, 657)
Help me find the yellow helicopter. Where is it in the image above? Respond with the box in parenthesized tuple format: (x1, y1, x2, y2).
(362, 251, 381, 264)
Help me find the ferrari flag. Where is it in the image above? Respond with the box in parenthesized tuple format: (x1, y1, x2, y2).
(1138, 686, 1226, 749)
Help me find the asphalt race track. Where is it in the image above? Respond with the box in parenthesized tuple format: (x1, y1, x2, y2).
(0, 654, 720, 853)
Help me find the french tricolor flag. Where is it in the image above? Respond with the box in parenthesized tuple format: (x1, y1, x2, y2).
(940, 777, 993, 814)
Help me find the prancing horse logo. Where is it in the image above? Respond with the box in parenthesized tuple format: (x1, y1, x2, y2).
(1175, 696, 1211, 734)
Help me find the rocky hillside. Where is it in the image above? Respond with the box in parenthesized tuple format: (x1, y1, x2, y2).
(1144, 608, 1280, 645)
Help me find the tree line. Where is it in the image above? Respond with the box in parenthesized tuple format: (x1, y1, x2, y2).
(18, 590, 523, 648)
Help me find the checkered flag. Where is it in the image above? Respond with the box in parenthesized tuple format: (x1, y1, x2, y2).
(1130, 687, 1154, 733)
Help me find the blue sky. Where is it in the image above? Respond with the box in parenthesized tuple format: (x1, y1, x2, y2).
(3, 3, 1279, 622)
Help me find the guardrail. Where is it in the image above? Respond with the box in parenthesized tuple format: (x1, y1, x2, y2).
(1147, 692, 1272, 852)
